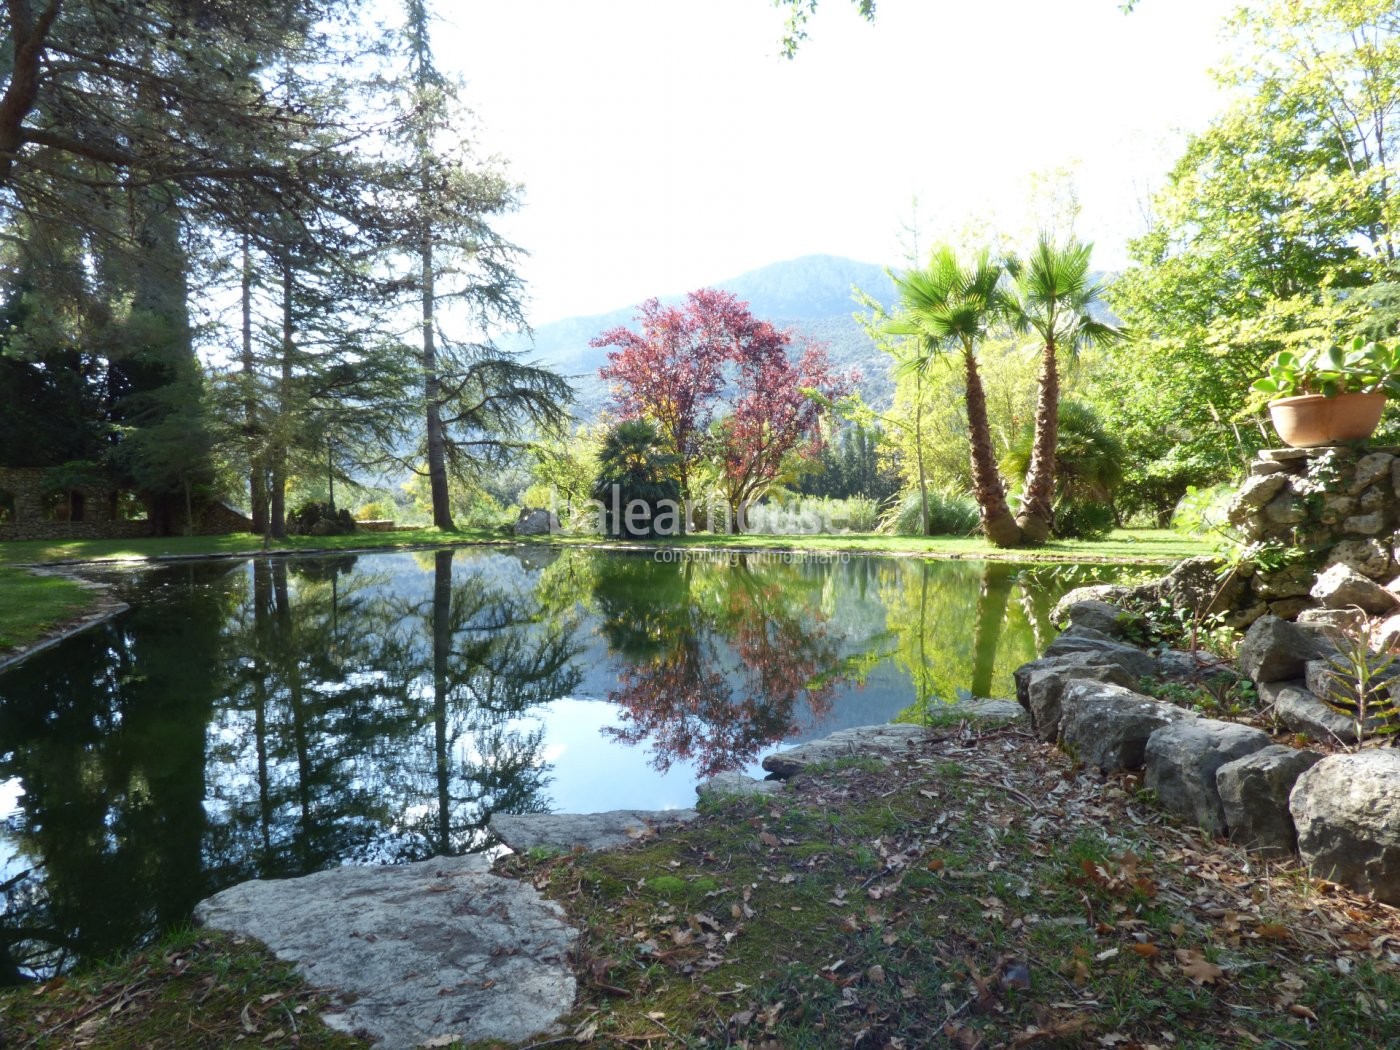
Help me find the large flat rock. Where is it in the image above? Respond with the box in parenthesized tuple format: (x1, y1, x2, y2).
(491, 809, 699, 852)
(195, 854, 577, 1049)
(762, 723, 928, 778)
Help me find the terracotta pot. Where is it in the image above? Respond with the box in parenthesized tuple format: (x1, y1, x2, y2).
(1268, 391, 1386, 448)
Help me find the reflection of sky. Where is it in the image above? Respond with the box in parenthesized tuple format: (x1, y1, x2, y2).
(0, 776, 32, 884)
(505, 697, 773, 814)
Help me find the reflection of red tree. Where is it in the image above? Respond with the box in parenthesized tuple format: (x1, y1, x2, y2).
(601, 574, 838, 778)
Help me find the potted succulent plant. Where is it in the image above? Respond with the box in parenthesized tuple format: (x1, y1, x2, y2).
(1251, 337, 1400, 447)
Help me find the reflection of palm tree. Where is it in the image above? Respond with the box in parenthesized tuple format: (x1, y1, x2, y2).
(969, 563, 1016, 699)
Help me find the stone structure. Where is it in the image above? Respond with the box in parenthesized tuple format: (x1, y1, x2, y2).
(0, 466, 253, 541)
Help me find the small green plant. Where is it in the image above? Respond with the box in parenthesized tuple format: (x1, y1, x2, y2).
(1318, 612, 1400, 748)
(1251, 336, 1400, 401)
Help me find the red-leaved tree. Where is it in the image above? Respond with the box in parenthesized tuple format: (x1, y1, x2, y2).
(594, 289, 850, 532)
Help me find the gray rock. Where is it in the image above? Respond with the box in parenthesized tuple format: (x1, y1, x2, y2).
(1227, 475, 1286, 523)
(1259, 447, 1311, 463)
(1050, 584, 1134, 625)
(194, 854, 577, 1049)
(1223, 600, 1270, 631)
(491, 809, 698, 852)
(1372, 613, 1400, 651)
(1249, 459, 1287, 476)
(697, 771, 781, 799)
(1238, 616, 1339, 683)
(1263, 493, 1308, 525)
(1144, 719, 1272, 835)
(761, 723, 928, 778)
(1360, 485, 1391, 513)
(1155, 649, 1236, 682)
(1060, 599, 1126, 636)
(1318, 493, 1357, 525)
(1252, 564, 1317, 600)
(1326, 538, 1393, 580)
(1059, 681, 1198, 772)
(512, 507, 559, 536)
(1013, 652, 1140, 743)
(1216, 745, 1323, 856)
(1344, 511, 1388, 535)
(1305, 656, 1400, 710)
(1296, 606, 1370, 644)
(1291, 750, 1400, 905)
(1351, 452, 1396, 494)
(1256, 679, 1364, 744)
(1311, 563, 1400, 614)
(1266, 597, 1317, 620)
(1156, 556, 1247, 619)
(1042, 627, 1159, 677)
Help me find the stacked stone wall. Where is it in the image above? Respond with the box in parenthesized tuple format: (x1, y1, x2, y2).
(1221, 446, 1400, 624)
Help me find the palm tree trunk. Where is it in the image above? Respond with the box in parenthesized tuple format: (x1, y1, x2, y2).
(914, 377, 930, 536)
(1017, 340, 1059, 545)
(962, 345, 1021, 547)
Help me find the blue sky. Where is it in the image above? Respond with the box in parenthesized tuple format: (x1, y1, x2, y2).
(432, 0, 1241, 325)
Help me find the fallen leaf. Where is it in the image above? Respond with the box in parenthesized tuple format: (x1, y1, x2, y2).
(867, 964, 886, 985)
(420, 1035, 462, 1048)
(1288, 1003, 1318, 1021)
(1175, 949, 1224, 985)
(759, 832, 781, 848)
(1130, 943, 1160, 959)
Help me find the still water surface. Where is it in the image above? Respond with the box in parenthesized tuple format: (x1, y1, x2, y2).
(0, 546, 1131, 978)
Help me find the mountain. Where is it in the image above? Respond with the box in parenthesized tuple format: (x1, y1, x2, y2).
(517, 254, 900, 417)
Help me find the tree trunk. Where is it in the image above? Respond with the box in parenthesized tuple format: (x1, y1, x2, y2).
(269, 265, 293, 539)
(1016, 339, 1059, 546)
(432, 550, 453, 853)
(914, 379, 929, 536)
(969, 563, 1014, 698)
(241, 234, 267, 533)
(421, 173, 454, 531)
(962, 345, 1021, 547)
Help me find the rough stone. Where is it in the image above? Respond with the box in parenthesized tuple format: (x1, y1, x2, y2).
(1058, 599, 1126, 637)
(1156, 556, 1249, 619)
(491, 809, 698, 852)
(696, 771, 781, 799)
(1262, 493, 1308, 525)
(1058, 681, 1198, 773)
(1343, 511, 1388, 535)
(1216, 746, 1323, 856)
(1326, 538, 1393, 580)
(513, 508, 559, 536)
(1259, 447, 1311, 463)
(1144, 719, 1272, 835)
(1223, 601, 1270, 630)
(1295, 607, 1370, 645)
(1013, 652, 1139, 742)
(1350, 452, 1396, 494)
(1318, 493, 1357, 525)
(1256, 679, 1365, 743)
(1250, 459, 1286, 476)
(1360, 485, 1391, 513)
(1252, 564, 1317, 600)
(761, 723, 928, 778)
(1226, 474, 1285, 523)
(1238, 616, 1339, 683)
(1311, 563, 1400, 614)
(1050, 584, 1135, 625)
(1372, 613, 1400, 651)
(1041, 627, 1159, 677)
(1266, 597, 1316, 620)
(1154, 649, 1236, 682)
(1291, 750, 1400, 904)
(194, 854, 578, 1049)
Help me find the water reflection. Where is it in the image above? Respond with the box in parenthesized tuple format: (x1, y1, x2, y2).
(0, 548, 1129, 978)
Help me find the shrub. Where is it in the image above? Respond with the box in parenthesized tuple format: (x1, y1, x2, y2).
(742, 496, 879, 535)
(881, 489, 979, 536)
(1054, 499, 1116, 540)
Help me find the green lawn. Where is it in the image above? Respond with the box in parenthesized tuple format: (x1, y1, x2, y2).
(0, 566, 96, 653)
(0, 526, 1209, 568)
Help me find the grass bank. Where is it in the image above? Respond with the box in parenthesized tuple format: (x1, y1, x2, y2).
(0, 526, 1208, 569)
(0, 566, 96, 654)
(5, 721, 1396, 1048)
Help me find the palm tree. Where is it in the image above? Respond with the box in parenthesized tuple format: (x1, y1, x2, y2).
(1004, 237, 1124, 544)
(885, 246, 1023, 547)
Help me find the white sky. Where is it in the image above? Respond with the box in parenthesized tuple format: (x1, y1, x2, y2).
(430, 0, 1242, 325)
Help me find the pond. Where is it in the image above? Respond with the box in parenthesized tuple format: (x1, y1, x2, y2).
(0, 546, 1134, 979)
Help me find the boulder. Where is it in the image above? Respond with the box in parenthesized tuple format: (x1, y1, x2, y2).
(1041, 627, 1159, 677)
(490, 809, 698, 852)
(1350, 451, 1396, 494)
(1373, 612, 1400, 651)
(1311, 563, 1400, 614)
(1257, 679, 1370, 744)
(513, 508, 559, 536)
(697, 771, 781, 799)
(1291, 750, 1400, 905)
(1050, 585, 1135, 625)
(1262, 493, 1308, 525)
(1013, 652, 1140, 743)
(1266, 597, 1316, 620)
(194, 854, 577, 1049)
(1144, 719, 1272, 835)
(1155, 556, 1249, 619)
(1059, 599, 1126, 637)
(1296, 607, 1370, 645)
(1343, 511, 1388, 535)
(1058, 681, 1198, 773)
(1238, 616, 1339, 683)
(1155, 648, 1236, 682)
(1252, 564, 1317, 600)
(761, 723, 928, 778)
(1216, 745, 1323, 856)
